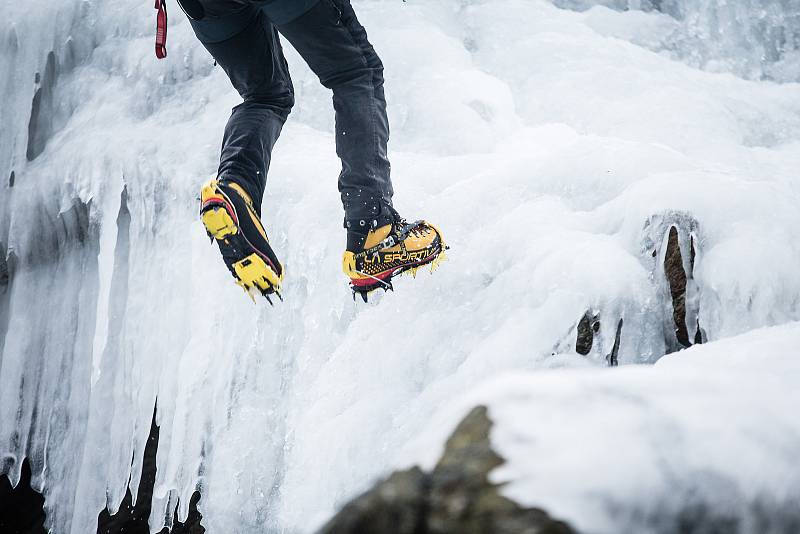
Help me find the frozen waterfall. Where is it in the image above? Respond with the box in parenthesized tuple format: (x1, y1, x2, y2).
(1, 0, 799, 532)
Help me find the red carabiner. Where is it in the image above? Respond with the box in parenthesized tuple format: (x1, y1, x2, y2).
(155, 0, 168, 59)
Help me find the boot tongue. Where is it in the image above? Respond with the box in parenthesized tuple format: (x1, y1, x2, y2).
(363, 224, 393, 248)
(347, 224, 394, 253)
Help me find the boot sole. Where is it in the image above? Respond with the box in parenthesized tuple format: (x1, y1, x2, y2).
(201, 201, 282, 299)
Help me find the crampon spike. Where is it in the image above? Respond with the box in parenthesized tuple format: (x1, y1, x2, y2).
(246, 289, 256, 304)
(257, 283, 275, 306)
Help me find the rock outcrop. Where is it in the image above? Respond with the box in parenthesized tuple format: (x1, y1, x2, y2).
(319, 407, 574, 534)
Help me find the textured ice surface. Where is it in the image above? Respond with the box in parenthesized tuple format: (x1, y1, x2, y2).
(555, 0, 800, 82)
(1, 0, 799, 533)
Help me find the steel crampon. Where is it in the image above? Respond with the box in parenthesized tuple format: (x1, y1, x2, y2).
(350, 226, 448, 302)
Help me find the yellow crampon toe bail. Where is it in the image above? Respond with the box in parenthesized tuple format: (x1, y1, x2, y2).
(200, 179, 238, 240)
(233, 253, 283, 304)
(202, 207, 237, 240)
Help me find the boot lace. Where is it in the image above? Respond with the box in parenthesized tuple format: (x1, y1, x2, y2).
(387, 205, 427, 238)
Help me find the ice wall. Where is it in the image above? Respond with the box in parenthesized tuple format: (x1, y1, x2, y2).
(1, 0, 799, 533)
(554, 0, 800, 81)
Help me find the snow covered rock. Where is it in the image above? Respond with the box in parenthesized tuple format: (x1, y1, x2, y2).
(323, 323, 800, 534)
(395, 322, 800, 534)
(320, 406, 574, 534)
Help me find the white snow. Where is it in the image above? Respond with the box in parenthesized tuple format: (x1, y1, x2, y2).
(407, 322, 800, 533)
(1, 0, 799, 533)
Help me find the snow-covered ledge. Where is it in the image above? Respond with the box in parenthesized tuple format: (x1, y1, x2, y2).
(323, 323, 800, 533)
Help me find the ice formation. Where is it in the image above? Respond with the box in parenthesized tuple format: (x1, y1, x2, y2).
(1, 0, 799, 532)
(556, 0, 800, 81)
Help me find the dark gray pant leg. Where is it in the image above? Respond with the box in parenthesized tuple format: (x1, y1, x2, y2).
(185, 2, 294, 212)
(277, 0, 394, 229)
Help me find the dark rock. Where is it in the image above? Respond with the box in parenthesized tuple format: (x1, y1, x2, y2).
(573, 310, 621, 366)
(98, 403, 205, 534)
(21, 197, 96, 267)
(321, 468, 427, 534)
(0, 242, 8, 289)
(575, 311, 599, 356)
(319, 407, 575, 534)
(641, 211, 704, 353)
(0, 458, 46, 534)
(27, 51, 57, 162)
(664, 226, 690, 348)
(0, 245, 13, 370)
(429, 407, 573, 534)
(606, 318, 623, 367)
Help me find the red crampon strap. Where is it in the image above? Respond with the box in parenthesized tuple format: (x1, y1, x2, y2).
(154, 0, 168, 59)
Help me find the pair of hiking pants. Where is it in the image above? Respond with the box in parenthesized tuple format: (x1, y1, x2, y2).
(181, 0, 394, 228)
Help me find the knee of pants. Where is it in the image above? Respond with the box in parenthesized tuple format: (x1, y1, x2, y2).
(319, 43, 385, 90)
(323, 63, 384, 93)
(243, 89, 295, 121)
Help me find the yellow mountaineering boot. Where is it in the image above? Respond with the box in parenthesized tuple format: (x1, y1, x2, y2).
(342, 212, 447, 302)
(200, 178, 283, 303)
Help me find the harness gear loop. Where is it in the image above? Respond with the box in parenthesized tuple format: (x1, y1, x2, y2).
(154, 0, 168, 59)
